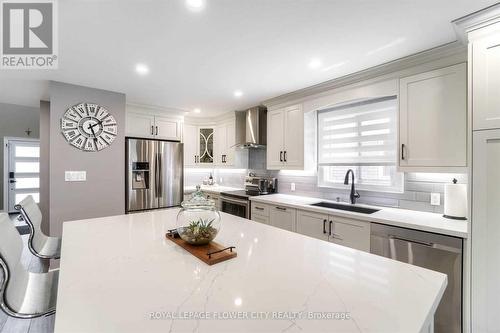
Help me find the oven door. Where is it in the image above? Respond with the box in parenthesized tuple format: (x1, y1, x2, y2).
(220, 196, 249, 219)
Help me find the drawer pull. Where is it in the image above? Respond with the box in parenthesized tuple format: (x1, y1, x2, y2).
(323, 219, 327, 234)
(328, 220, 332, 236)
(255, 207, 264, 210)
(276, 206, 287, 211)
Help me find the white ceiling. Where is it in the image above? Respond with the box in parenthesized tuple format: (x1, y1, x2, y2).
(0, 0, 496, 116)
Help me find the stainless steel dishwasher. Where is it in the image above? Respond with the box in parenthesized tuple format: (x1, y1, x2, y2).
(370, 223, 462, 333)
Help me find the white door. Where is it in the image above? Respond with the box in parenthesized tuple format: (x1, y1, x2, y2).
(283, 105, 304, 168)
(155, 116, 181, 141)
(472, 129, 500, 332)
(269, 206, 296, 232)
(183, 124, 198, 167)
(266, 109, 284, 169)
(473, 34, 500, 131)
(296, 210, 329, 241)
(7, 140, 40, 213)
(126, 112, 155, 138)
(399, 63, 467, 167)
(329, 217, 371, 252)
(213, 123, 226, 165)
(225, 120, 235, 166)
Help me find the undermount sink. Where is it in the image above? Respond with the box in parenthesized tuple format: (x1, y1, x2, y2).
(310, 201, 380, 214)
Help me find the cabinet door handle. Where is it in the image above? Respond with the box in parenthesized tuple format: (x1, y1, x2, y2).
(280, 151, 283, 162)
(255, 206, 264, 210)
(276, 206, 286, 211)
(401, 144, 405, 160)
(329, 220, 333, 236)
(284, 151, 287, 162)
(156, 126, 158, 135)
(323, 219, 327, 234)
(151, 125, 154, 135)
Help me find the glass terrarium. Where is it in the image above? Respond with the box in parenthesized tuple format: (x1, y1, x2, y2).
(176, 185, 221, 245)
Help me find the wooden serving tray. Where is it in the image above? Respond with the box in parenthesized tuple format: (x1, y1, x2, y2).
(166, 233, 237, 265)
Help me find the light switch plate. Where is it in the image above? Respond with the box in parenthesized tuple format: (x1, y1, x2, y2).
(65, 171, 86, 182)
(430, 193, 440, 206)
(291, 183, 296, 191)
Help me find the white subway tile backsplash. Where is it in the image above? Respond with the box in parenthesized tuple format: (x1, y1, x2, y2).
(185, 169, 466, 214)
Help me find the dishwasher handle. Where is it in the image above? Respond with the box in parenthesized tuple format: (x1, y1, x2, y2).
(389, 234, 462, 254)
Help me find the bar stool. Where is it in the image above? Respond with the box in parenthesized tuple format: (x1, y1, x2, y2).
(15, 196, 61, 260)
(0, 213, 58, 318)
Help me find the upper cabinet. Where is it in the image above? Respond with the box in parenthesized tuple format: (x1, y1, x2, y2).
(184, 116, 236, 167)
(472, 33, 500, 130)
(267, 104, 304, 170)
(126, 112, 182, 141)
(214, 119, 236, 166)
(399, 63, 467, 170)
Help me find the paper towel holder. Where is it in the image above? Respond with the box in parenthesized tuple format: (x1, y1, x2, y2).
(443, 178, 468, 220)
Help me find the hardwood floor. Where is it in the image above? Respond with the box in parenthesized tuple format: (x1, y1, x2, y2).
(0, 232, 55, 333)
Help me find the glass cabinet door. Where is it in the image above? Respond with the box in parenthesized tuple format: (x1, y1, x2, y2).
(199, 128, 214, 163)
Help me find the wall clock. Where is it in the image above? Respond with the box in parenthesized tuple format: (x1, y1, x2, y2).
(60, 103, 117, 152)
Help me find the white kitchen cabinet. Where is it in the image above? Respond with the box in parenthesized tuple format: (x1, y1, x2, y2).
(269, 205, 296, 232)
(399, 63, 467, 170)
(251, 202, 270, 217)
(296, 210, 329, 241)
(472, 129, 500, 332)
(266, 104, 304, 170)
(155, 116, 182, 141)
(296, 209, 370, 251)
(214, 120, 236, 166)
(183, 125, 215, 166)
(472, 34, 500, 130)
(399, 63, 467, 171)
(126, 112, 155, 138)
(183, 124, 198, 167)
(126, 112, 182, 141)
(252, 214, 270, 225)
(329, 216, 371, 252)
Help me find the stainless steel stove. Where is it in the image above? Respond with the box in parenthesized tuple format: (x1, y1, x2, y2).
(219, 175, 277, 219)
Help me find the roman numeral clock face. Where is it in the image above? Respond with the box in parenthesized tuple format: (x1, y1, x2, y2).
(60, 103, 118, 152)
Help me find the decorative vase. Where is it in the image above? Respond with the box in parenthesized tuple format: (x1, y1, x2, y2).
(176, 185, 221, 245)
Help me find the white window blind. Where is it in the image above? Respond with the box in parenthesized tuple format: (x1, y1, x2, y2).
(317, 97, 403, 193)
(318, 97, 397, 166)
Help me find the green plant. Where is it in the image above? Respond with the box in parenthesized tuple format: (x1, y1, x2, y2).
(180, 217, 218, 245)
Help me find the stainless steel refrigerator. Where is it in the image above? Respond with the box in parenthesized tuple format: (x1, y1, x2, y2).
(126, 138, 183, 212)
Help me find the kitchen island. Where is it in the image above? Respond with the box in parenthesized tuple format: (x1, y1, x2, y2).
(55, 209, 446, 333)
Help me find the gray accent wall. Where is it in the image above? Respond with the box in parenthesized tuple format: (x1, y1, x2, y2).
(0, 102, 40, 211)
(48, 82, 126, 237)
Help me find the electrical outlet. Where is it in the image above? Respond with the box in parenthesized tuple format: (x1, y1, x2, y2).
(291, 183, 296, 191)
(430, 193, 441, 206)
(65, 171, 86, 182)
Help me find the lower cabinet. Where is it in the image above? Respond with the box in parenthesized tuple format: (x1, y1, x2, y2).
(296, 210, 371, 252)
(269, 205, 296, 232)
(250, 203, 371, 252)
(252, 214, 270, 225)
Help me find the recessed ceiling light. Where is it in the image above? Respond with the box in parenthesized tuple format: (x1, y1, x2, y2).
(135, 63, 149, 75)
(193, 108, 201, 114)
(234, 90, 243, 98)
(186, 0, 205, 11)
(308, 58, 322, 70)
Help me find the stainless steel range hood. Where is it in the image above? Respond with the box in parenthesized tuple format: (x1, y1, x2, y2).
(235, 106, 267, 149)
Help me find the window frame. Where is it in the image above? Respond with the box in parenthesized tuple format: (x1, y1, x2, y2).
(316, 96, 404, 193)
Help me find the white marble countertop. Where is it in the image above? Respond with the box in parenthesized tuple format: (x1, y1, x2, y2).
(250, 194, 468, 238)
(55, 208, 446, 333)
(184, 185, 244, 194)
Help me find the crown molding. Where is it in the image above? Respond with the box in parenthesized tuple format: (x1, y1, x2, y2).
(262, 41, 466, 108)
(126, 102, 187, 117)
(453, 3, 500, 42)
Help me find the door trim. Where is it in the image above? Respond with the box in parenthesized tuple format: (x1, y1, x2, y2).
(3, 137, 40, 213)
